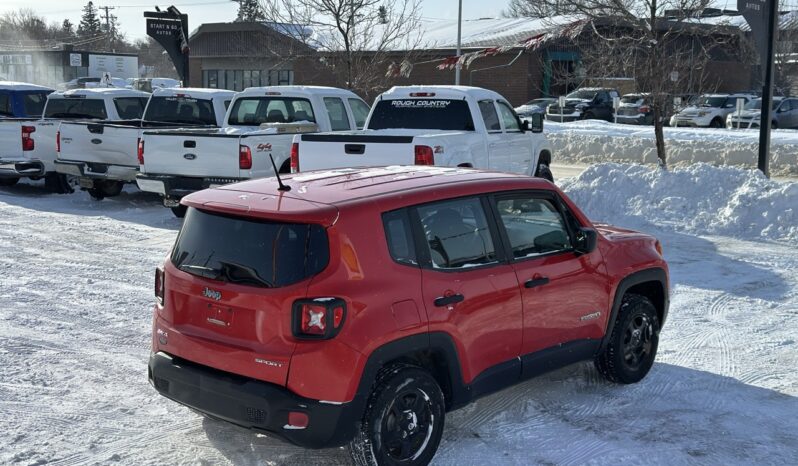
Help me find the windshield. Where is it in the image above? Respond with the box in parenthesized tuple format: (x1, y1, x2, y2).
(22, 92, 50, 117)
(171, 208, 330, 288)
(367, 99, 474, 131)
(621, 95, 644, 104)
(144, 96, 217, 125)
(565, 90, 597, 100)
(743, 99, 779, 111)
(114, 97, 148, 119)
(228, 97, 316, 126)
(697, 96, 727, 108)
(44, 98, 107, 119)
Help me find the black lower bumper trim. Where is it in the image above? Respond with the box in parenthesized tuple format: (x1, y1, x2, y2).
(137, 174, 243, 199)
(148, 352, 359, 449)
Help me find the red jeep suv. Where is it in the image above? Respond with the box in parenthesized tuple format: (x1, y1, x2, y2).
(148, 166, 669, 466)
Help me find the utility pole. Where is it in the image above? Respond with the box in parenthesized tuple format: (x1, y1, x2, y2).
(455, 0, 462, 85)
(99, 5, 116, 49)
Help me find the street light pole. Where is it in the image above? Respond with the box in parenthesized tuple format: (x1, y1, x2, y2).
(455, 0, 462, 85)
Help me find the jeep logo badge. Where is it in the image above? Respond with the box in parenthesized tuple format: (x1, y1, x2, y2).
(202, 287, 221, 301)
(184, 153, 197, 160)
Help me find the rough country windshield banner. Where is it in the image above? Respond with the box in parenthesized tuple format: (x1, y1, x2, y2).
(369, 99, 474, 131)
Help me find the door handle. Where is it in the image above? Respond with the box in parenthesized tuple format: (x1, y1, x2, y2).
(434, 294, 464, 307)
(524, 277, 550, 289)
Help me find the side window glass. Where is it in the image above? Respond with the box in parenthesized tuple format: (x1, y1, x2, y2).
(382, 209, 417, 266)
(497, 101, 521, 132)
(495, 196, 572, 258)
(348, 98, 370, 129)
(0, 94, 10, 116)
(478, 100, 501, 132)
(324, 97, 351, 131)
(417, 197, 496, 269)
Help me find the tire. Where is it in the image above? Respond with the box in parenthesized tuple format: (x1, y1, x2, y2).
(771, 121, 778, 129)
(0, 177, 19, 187)
(171, 205, 187, 218)
(594, 294, 660, 384)
(349, 364, 445, 466)
(535, 164, 554, 182)
(44, 173, 76, 194)
(88, 180, 124, 200)
(582, 112, 595, 120)
(709, 118, 723, 128)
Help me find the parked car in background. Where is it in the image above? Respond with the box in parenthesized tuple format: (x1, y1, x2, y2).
(515, 98, 556, 118)
(292, 86, 554, 182)
(615, 93, 655, 125)
(55, 88, 233, 200)
(0, 82, 53, 119)
(148, 165, 669, 466)
(546, 88, 619, 122)
(132, 78, 182, 93)
(669, 93, 754, 128)
(137, 86, 369, 216)
(726, 97, 798, 129)
(59, 77, 102, 91)
(0, 88, 149, 191)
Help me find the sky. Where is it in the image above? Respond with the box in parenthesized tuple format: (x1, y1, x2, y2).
(1, 0, 511, 41)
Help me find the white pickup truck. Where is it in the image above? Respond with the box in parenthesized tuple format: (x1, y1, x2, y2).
(292, 86, 554, 180)
(136, 85, 370, 216)
(0, 88, 149, 191)
(55, 88, 234, 200)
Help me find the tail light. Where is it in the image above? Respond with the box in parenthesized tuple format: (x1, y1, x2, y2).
(155, 267, 165, 305)
(22, 125, 35, 151)
(639, 105, 650, 113)
(290, 142, 299, 173)
(137, 138, 145, 165)
(414, 145, 435, 165)
(239, 145, 252, 169)
(56, 130, 61, 153)
(292, 298, 346, 340)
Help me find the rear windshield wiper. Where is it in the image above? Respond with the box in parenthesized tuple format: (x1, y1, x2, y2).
(218, 261, 274, 288)
(177, 264, 221, 280)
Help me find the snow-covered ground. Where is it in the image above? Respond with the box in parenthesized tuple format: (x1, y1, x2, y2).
(1, 165, 797, 465)
(546, 120, 798, 176)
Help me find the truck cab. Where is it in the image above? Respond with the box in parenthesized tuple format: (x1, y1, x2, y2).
(0, 81, 53, 119)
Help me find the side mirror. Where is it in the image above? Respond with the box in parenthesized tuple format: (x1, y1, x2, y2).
(574, 227, 597, 254)
(528, 113, 543, 133)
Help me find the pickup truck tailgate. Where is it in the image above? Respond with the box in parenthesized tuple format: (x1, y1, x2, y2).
(142, 129, 240, 178)
(59, 122, 140, 167)
(0, 121, 23, 158)
(297, 133, 415, 171)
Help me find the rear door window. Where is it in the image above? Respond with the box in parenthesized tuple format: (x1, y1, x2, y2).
(171, 208, 329, 288)
(416, 197, 497, 269)
(479, 100, 501, 132)
(348, 98, 370, 128)
(144, 96, 217, 125)
(44, 98, 108, 119)
(114, 97, 148, 119)
(323, 97, 351, 131)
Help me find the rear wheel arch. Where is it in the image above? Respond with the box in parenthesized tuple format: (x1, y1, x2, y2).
(278, 158, 291, 173)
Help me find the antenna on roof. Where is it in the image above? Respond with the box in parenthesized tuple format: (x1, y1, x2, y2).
(269, 154, 291, 192)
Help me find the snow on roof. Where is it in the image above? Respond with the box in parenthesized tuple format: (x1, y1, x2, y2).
(379, 85, 509, 101)
(0, 81, 54, 92)
(54, 88, 150, 98)
(152, 87, 235, 98)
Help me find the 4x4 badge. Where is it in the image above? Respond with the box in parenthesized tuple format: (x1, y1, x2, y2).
(202, 287, 222, 301)
(580, 311, 601, 321)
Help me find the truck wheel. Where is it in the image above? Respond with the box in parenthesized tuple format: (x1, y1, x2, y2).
(44, 173, 77, 194)
(171, 205, 187, 218)
(595, 294, 660, 384)
(279, 159, 291, 174)
(348, 364, 445, 466)
(88, 180, 124, 200)
(0, 177, 19, 187)
(535, 164, 554, 182)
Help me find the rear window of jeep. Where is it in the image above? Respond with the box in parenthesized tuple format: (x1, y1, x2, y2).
(171, 208, 329, 288)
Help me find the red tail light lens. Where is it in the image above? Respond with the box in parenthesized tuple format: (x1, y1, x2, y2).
(292, 298, 346, 340)
(137, 138, 145, 165)
(155, 267, 164, 305)
(414, 145, 435, 165)
(239, 144, 252, 169)
(56, 130, 61, 153)
(639, 105, 650, 113)
(22, 125, 35, 151)
(290, 142, 299, 173)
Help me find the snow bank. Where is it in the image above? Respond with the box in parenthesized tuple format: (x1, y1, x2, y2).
(546, 120, 798, 175)
(561, 163, 798, 244)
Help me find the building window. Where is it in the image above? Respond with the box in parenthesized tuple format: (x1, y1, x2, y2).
(203, 70, 219, 88)
(203, 69, 290, 90)
(268, 70, 293, 85)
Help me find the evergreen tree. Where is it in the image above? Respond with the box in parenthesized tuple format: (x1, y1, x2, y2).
(235, 0, 265, 22)
(77, 1, 102, 37)
(62, 19, 74, 37)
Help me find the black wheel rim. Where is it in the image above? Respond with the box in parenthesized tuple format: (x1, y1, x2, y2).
(380, 388, 434, 462)
(622, 313, 655, 371)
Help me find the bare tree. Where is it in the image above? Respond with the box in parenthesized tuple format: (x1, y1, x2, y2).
(259, 0, 422, 95)
(503, 0, 577, 18)
(526, 0, 742, 167)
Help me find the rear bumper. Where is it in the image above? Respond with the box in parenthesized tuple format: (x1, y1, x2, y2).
(0, 158, 45, 178)
(54, 160, 138, 182)
(136, 174, 243, 201)
(616, 115, 650, 124)
(148, 351, 359, 449)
